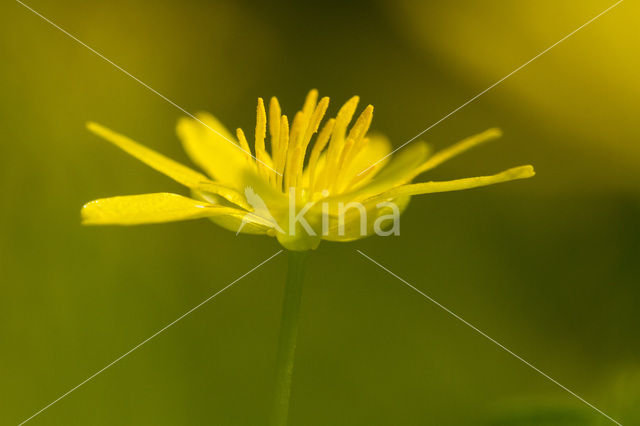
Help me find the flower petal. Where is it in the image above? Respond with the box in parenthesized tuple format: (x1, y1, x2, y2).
(176, 112, 256, 188)
(88, 122, 210, 186)
(327, 141, 430, 205)
(368, 165, 535, 202)
(337, 133, 393, 191)
(322, 195, 411, 242)
(191, 189, 277, 235)
(208, 212, 275, 235)
(410, 128, 502, 178)
(81, 193, 250, 225)
(87, 122, 249, 209)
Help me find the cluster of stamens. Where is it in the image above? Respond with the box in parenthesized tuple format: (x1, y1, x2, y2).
(237, 90, 376, 201)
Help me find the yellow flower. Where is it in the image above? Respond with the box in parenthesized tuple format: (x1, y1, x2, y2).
(82, 90, 534, 251)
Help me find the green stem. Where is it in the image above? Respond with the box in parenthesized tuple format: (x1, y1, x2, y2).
(271, 250, 309, 426)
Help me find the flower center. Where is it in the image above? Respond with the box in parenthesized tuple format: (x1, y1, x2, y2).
(238, 90, 375, 201)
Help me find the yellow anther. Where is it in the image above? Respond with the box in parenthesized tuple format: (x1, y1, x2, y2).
(347, 105, 373, 143)
(236, 128, 252, 157)
(254, 98, 272, 181)
(275, 115, 289, 190)
(302, 89, 318, 118)
(308, 118, 335, 195)
(269, 96, 281, 162)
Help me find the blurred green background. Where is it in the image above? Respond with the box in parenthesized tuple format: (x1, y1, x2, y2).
(1, 0, 638, 424)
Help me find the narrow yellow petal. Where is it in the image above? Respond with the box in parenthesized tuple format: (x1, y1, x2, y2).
(411, 128, 502, 178)
(191, 189, 280, 234)
(338, 133, 391, 192)
(345, 161, 380, 191)
(192, 181, 252, 211)
(87, 122, 210, 188)
(81, 193, 242, 225)
(333, 141, 430, 203)
(322, 195, 411, 241)
(87, 122, 249, 209)
(205, 212, 274, 235)
(371, 165, 535, 201)
(176, 112, 255, 188)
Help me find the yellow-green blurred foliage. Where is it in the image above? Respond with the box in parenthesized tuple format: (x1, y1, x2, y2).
(1, 0, 638, 425)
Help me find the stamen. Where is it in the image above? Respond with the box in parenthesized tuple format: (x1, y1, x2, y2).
(255, 98, 275, 183)
(301, 97, 330, 152)
(329, 96, 359, 151)
(335, 137, 369, 192)
(332, 105, 374, 190)
(289, 111, 306, 148)
(302, 89, 319, 117)
(286, 111, 306, 188)
(252, 92, 379, 196)
(308, 118, 335, 196)
(322, 96, 359, 192)
(347, 105, 373, 143)
(275, 115, 289, 190)
(235, 128, 253, 161)
(295, 97, 330, 185)
(286, 145, 302, 191)
(269, 97, 281, 162)
(331, 137, 356, 192)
